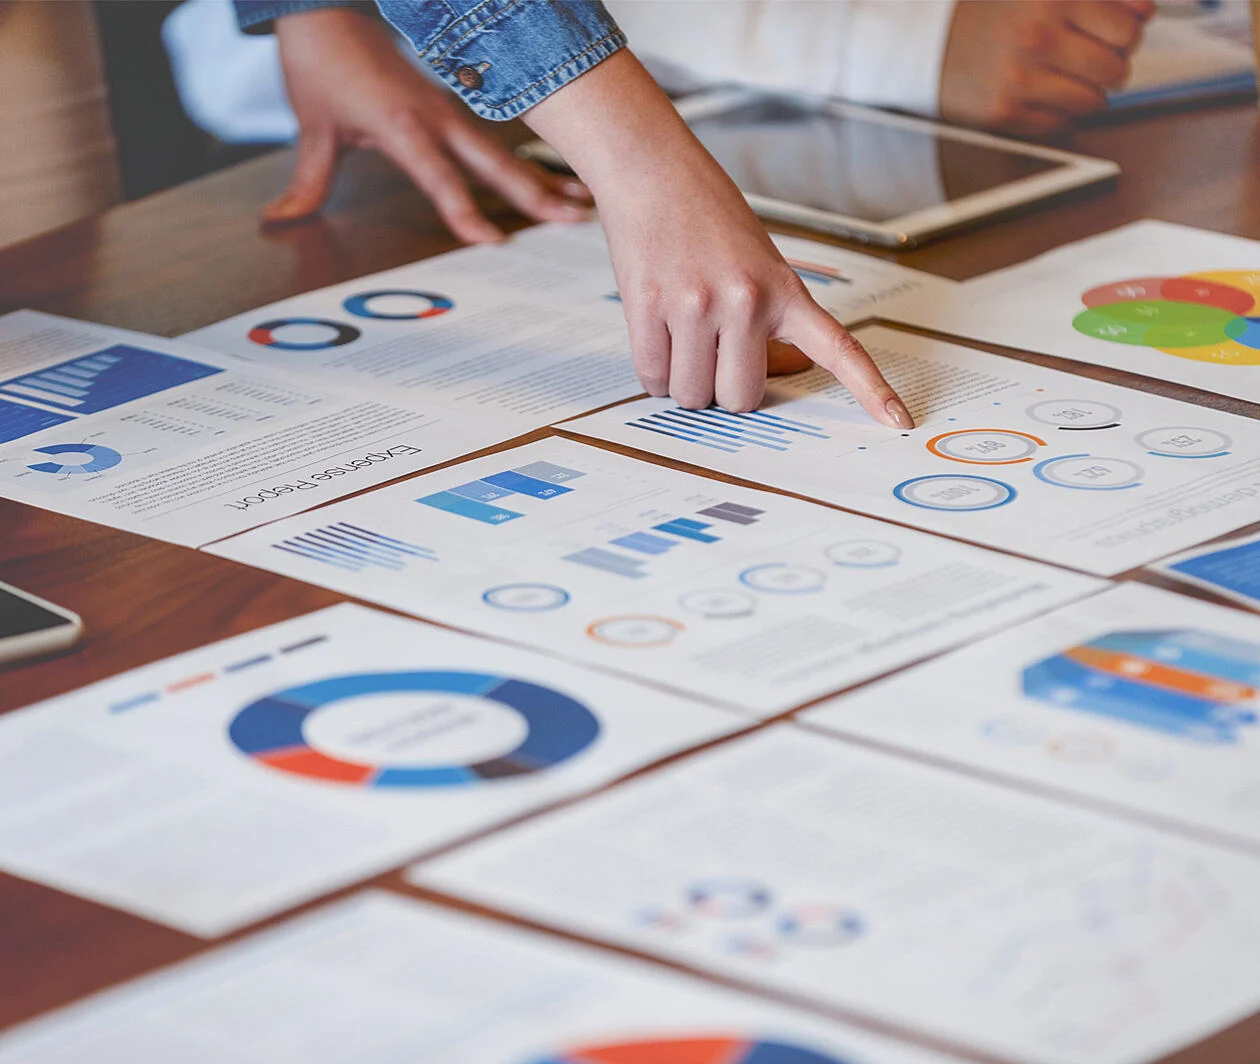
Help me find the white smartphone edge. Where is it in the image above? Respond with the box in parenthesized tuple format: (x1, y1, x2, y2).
(0, 580, 84, 666)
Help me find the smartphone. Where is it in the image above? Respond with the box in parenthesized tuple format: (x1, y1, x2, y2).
(0, 580, 83, 665)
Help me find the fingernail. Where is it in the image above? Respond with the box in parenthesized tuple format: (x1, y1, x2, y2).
(562, 180, 589, 198)
(885, 398, 914, 429)
(559, 203, 590, 221)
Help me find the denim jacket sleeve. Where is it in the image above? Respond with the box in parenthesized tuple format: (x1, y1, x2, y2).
(376, 1, 625, 120)
(235, 1, 626, 121)
(233, 1, 379, 35)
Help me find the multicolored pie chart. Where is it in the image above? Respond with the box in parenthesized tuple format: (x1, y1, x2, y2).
(524, 1036, 851, 1064)
(228, 671, 600, 786)
(1023, 629, 1260, 744)
(1073, 271, 1260, 365)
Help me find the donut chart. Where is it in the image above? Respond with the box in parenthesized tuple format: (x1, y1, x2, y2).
(525, 1036, 852, 1064)
(228, 671, 600, 786)
(28, 443, 122, 475)
(342, 289, 454, 320)
(247, 317, 361, 350)
(1072, 271, 1260, 365)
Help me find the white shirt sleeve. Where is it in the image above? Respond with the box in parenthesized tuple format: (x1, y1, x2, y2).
(607, 0, 958, 117)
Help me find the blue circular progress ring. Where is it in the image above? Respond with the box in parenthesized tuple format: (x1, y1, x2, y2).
(343, 289, 455, 320)
(229, 671, 600, 788)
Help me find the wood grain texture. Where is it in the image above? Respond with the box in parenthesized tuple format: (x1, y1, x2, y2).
(2, 105, 1260, 1063)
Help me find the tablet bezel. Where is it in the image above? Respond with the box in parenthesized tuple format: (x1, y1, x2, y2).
(674, 89, 1121, 247)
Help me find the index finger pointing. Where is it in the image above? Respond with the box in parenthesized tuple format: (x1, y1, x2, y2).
(779, 301, 914, 429)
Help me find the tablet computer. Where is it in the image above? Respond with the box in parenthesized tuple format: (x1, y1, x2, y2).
(519, 89, 1119, 248)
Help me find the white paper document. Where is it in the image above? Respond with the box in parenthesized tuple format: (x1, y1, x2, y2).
(768, 231, 959, 323)
(182, 223, 642, 423)
(0, 604, 740, 937)
(565, 325, 1260, 575)
(182, 223, 940, 423)
(414, 725, 1260, 1064)
(0, 890, 962, 1064)
(0, 311, 512, 545)
(880, 220, 1260, 404)
(1153, 529, 1260, 610)
(805, 582, 1260, 850)
(208, 438, 1101, 716)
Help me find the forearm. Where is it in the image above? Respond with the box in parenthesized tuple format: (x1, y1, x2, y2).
(524, 51, 748, 219)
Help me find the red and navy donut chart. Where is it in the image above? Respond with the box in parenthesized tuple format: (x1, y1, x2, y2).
(247, 317, 361, 350)
(342, 289, 455, 320)
(228, 671, 600, 787)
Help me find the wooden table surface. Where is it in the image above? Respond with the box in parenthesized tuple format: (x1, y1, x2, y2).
(3, 101, 1260, 1064)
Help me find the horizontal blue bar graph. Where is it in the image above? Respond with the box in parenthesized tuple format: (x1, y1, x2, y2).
(0, 344, 222, 414)
(274, 521, 440, 571)
(481, 469, 573, 499)
(448, 479, 516, 503)
(418, 491, 523, 524)
(0, 397, 75, 444)
(563, 547, 648, 579)
(513, 460, 586, 483)
(610, 531, 677, 555)
(625, 405, 830, 454)
(417, 461, 586, 524)
(653, 518, 720, 543)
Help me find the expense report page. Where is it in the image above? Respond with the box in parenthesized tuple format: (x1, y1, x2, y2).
(881, 220, 1260, 404)
(566, 325, 1260, 575)
(0, 891, 963, 1064)
(208, 438, 1101, 716)
(805, 582, 1260, 850)
(0, 603, 739, 936)
(415, 725, 1260, 1064)
(0, 311, 508, 545)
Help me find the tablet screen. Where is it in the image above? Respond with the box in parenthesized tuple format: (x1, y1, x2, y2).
(687, 97, 1065, 223)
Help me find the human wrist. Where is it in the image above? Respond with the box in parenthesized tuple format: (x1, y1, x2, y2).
(523, 50, 727, 204)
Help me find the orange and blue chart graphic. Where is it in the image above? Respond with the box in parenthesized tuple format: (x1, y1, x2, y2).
(228, 671, 600, 786)
(1023, 630, 1260, 743)
(525, 1037, 850, 1064)
(341, 289, 454, 320)
(1072, 272, 1260, 365)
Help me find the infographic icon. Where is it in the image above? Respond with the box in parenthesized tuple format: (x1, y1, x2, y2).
(27, 443, 122, 475)
(926, 428, 1044, 464)
(1072, 271, 1260, 365)
(525, 1037, 852, 1064)
(1023, 629, 1260, 744)
(229, 671, 600, 785)
(248, 317, 361, 350)
(892, 474, 1015, 511)
(342, 289, 454, 320)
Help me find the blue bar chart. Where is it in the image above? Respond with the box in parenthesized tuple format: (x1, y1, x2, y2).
(625, 407, 831, 454)
(563, 503, 762, 578)
(418, 460, 585, 524)
(272, 522, 438, 572)
(0, 345, 222, 414)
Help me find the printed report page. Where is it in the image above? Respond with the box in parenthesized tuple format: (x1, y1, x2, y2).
(0, 603, 740, 936)
(565, 325, 1260, 575)
(0, 310, 511, 545)
(805, 582, 1260, 850)
(414, 725, 1260, 1064)
(880, 219, 1260, 404)
(0, 890, 963, 1064)
(207, 437, 1102, 716)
